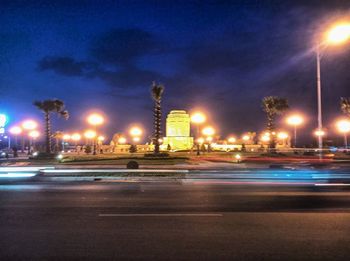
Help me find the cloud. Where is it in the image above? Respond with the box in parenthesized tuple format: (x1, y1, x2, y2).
(38, 56, 97, 76)
(90, 28, 163, 66)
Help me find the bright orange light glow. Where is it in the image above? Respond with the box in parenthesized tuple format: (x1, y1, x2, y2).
(133, 137, 140, 142)
(118, 137, 127, 144)
(286, 115, 304, 126)
(62, 134, 71, 140)
(206, 136, 213, 142)
(202, 126, 215, 136)
(22, 120, 38, 130)
(314, 129, 326, 137)
(326, 23, 350, 44)
(197, 137, 204, 144)
(191, 112, 206, 124)
(336, 119, 350, 133)
(227, 137, 236, 143)
(28, 130, 40, 139)
(9, 126, 22, 135)
(97, 136, 105, 141)
(129, 127, 142, 136)
(242, 135, 250, 141)
(84, 130, 96, 139)
(277, 132, 289, 140)
(71, 133, 81, 141)
(87, 113, 104, 126)
(261, 135, 270, 142)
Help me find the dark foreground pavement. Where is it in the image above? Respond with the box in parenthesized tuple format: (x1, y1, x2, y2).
(1, 180, 350, 260)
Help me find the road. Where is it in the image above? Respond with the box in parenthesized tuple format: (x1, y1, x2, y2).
(1, 177, 350, 260)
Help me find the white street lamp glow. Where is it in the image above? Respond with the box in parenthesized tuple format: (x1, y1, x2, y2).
(242, 135, 250, 141)
(261, 135, 270, 142)
(84, 130, 96, 139)
(97, 136, 105, 141)
(22, 120, 38, 130)
(277, 132, 288, 140)
(326, 23, 350, 44)
(133, 136, 140, 142)
(71, 133, 81, 141)
(62, 134, 71, 140)
(129, 127, 142, 136)
(286, 115, 303, 126)
(28, 130, 40, 139)
(191, 112, 206, 124)
(87, 113, 104, 126)
(336, 119, 350, 133)
(118, 137, 127, 144)
(202, 126, 215, 136)
(314, 129, 325, 137)
(9, 126, 22, 135)
(227, 137, 236, 143)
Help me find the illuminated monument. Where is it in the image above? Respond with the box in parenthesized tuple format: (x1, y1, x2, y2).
(162, 110, 194, 150)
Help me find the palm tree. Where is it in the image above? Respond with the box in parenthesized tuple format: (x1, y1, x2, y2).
(262, 96, 289, 149)
(34, 99, 69, 153)
(340, 97, 350, 117)
(52, 131, 63, 152)
(151, 82, 164, 155)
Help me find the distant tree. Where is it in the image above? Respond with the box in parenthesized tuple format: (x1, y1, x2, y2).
(340, 97, 350, 117)
(85, 145, 92, 154)
(34, 100, 68, 154)
(167, 144, 171, 151)
(151, 82, 164, 155)
(52, 131, 63, 152)
(129, 144, 137, 153)
(262, 96, 289, 149)
(241, 143, 246, 152)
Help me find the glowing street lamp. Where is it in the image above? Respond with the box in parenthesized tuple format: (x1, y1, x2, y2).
(197, 137, 204, 144)
(132, 136, 140, 143)
(242, 135, 250, 141)
(22, 120, 38, 130)
(87, 113, 104, 155)
(286, 115, 303, 147)
(9, 126, 22, 148)
(314, 129, 326, 139)
(261, 134, 270, 143)
(191, 112, 206, 155)
(227, 137, 236, 143)
(84, 130, 96, 140)
(277, 132, 288, 140)
(336, 119, 350, 148)
(315, 22, 350, 154)
(129, 127, 142, 137)
(28, 130, 39, 154)
(118, 137, 127, 144)
(62, 134, 71, 140)
(202, 126, 215, 136)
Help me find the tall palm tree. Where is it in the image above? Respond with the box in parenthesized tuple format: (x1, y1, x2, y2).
(34, 99, 69, 153)
(340, 97, 350, 117)
(151, 82, 164, 155)
(52, 131, 63, 152)
(262, 96, 289, 149)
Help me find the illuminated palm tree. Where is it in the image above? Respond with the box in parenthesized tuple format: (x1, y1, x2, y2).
(34, 99, 69, 153)
(340, 97, 350, 117)
(151, 82, 164, 155)
(262, 96, 289, 149)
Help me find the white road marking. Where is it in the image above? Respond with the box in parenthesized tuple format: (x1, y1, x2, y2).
(99, 213, 223, 217)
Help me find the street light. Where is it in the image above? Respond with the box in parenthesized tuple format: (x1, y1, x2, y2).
(9, 126, 22, 148)
(227, 137, 236, 143)
(22, 120, 38, 130)
(315, 22, 350, 154)
(202, 126, 215, 136)
(191, 112, 206, 155)
(336, 119, 350, 148)
(129, 127, 143, 137)
(28, 130, 40, 154)
(286, 115, 304, 148)
(118, 137, 127, 144)
(87, 113, 104, 155)
(84, 130, 96, 140)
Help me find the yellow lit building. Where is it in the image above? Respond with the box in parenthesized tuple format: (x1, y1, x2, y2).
(162, 110, 194, 151)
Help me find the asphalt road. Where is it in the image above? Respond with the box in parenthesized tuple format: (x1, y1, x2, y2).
(1, 179, 350, 260)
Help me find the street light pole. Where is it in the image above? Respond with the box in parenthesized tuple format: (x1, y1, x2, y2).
(293, 125, 297, 148)
(316, 44, 323, 157)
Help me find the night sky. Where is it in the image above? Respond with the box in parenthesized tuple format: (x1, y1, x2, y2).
(1, 0, 350, 142)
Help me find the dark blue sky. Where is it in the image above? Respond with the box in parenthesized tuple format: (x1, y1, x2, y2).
(1, 0, 350, 141)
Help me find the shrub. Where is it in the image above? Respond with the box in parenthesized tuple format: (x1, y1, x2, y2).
(127, 160, 139, 169)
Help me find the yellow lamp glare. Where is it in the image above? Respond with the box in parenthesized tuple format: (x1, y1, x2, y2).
(202, 126, 215, 136)
(9, 126, 22, 135)
(84, 130, 97, 139)
(97, 136, 105, 141)
(62, 134, 71, 140)
(336, 120, 350, 133)
(277, 132, 289, 140)
(28, 130, 40, 139)
(22, 120, 38, 130)
(286, 115, 303, 126)
(326, 23, 350, 45)
(235, 154, 241, 160)
(227, 137, 236, 143)
(129, 127, 142, 136)
(314, 129, 326, 137)
(71, 133, 81, 141)
(242, 135, 250, 141)
(133, 136, 140, 142)
(118, 137, 127, 144)
(206, 136, 213, 142)
(191, 112, 206, 124)
(197, 137, 205, 144)
(87, 113, 104, 126)
(261, 135, 270, 142)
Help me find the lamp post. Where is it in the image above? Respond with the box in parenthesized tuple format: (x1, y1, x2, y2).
(336, 119, 350, 149)
(129, 127, 142, 144)
(87, 113, 104, 155)
(9, 126, 22, 148)
(191, 112, 206, 155)
(202, 126, 215, 153)
(315, 22, 350, 155)
(22, 120, 38, 154)
(286, 115, 303, 148)
(84, 130, 96, 154)
(28, 130, 40, 154)
(71, 133, 81, 153)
